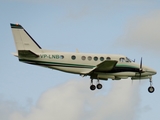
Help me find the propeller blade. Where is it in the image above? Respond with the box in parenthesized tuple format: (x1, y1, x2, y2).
(140, 57, 142, 70)
(139, 57, 143, 79)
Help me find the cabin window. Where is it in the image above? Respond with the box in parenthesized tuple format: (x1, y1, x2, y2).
(60, 55, 64, 59)
(71, 55, 76, 60)
(119, 58, 125, 62)
(81, 56, 86, 60)
(100, 57, 104, 61)
(88, 56, 92, 61)
(106, 57, 111, 60)
(94, 56, 98, 61)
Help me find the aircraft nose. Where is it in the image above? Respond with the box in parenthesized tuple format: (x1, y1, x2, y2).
(145, 67, 157, 75)
(152, 69, 157, 75)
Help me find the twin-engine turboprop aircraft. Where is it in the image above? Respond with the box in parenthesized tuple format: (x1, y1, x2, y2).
(10, 23, 157, 93)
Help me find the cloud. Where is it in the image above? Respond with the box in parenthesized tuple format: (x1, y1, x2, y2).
(115, 10, 160, 54)
(0, 97, 26, 120)
(9, 79, 140, 120)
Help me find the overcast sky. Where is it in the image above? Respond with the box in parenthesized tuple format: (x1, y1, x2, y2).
(1, 1, 160, 120)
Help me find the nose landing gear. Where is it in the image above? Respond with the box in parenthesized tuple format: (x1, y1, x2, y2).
(148, 86, 155, 93)
(148, 77, 155, 93)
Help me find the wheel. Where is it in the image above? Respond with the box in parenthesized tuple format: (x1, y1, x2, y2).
(90, 85, 96, 90)
(148, 86, 155, 93)
(97, 84, 102, 89)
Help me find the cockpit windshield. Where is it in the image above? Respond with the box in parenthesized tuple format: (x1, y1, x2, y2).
(119, 57, 132, 63)
(126, 57, 132, 62)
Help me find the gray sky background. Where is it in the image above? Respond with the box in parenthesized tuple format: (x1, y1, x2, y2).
(115, 9, 160, 54)
(1, 1, 160, 120)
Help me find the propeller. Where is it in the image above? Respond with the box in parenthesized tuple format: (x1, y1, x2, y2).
(139, 57, 143, 78)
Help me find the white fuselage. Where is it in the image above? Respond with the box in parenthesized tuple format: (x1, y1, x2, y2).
(18, 51, 156, 80)
(10, 23, 157, 92)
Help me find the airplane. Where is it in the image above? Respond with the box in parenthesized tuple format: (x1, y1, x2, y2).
(10, 23, 157, 93)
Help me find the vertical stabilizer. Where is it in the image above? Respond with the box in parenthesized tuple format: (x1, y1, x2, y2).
(10, 23, 41, 52)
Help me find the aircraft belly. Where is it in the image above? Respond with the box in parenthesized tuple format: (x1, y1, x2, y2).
(50, 66, 89, 74)
(131, 76, 151, 80)
(96, 72, 135, 76)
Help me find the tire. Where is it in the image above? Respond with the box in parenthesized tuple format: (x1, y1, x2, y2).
(90, 85, 96, 90)
(148, 86, 155, 93)
(97, 84, 102, 89)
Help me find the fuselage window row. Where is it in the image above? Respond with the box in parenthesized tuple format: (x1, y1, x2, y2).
(70, 55, 113, 61)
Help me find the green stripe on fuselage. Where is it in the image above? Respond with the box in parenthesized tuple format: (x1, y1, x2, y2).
(19, 59, 95, 69)
(19, 59, 139, 70)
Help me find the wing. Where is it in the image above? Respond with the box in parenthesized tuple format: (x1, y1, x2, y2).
(95, 60, 118, 71)
(81, 60, 118, 75)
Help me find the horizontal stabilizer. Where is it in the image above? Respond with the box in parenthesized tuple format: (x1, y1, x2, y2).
(12, 53, 18, 57)
(18, 50, 39, 58)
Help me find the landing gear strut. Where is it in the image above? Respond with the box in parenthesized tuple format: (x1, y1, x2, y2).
(90, 79, 103, 90)
(90, 79, 96, 90)
(97, 78, 102, 89)
(148, 77, 155, 93)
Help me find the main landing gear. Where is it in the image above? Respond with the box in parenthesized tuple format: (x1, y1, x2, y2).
(148, 77, 155, 93)
(90, 79, 102, 91)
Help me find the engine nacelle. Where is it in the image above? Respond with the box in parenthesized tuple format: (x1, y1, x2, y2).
(97, 74, 115, 80)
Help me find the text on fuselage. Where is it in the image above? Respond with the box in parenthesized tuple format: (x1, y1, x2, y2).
(40, 54, 64, 59)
